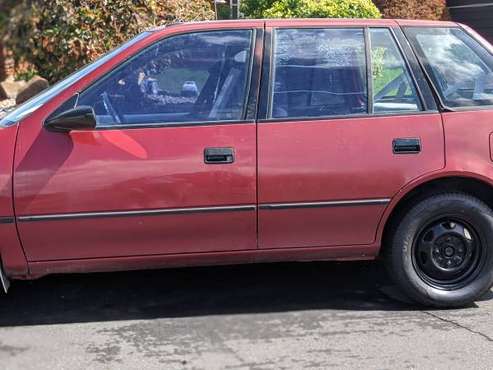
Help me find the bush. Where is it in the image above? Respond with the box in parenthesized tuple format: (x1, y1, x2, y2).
(374, 0, 447, 20)
(242, 0, 381, 19)
(241, 0, 277, 18)
(3, 0, 214, 83)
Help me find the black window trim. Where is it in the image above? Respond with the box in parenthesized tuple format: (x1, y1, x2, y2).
(365, 27, 374, 115)
(46, 27, 263, 130)
(259, 25, 434, 124)
(385, 27, 426, 111)
(391, 27, 438, 111)
(402, 25, 493, 113)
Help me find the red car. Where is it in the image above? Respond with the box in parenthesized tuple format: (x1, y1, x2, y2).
(1, 18, 493, 307)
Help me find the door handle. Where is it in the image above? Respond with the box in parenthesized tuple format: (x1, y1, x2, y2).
(204, 147, 235, 164)
(393, 138, 421, 154)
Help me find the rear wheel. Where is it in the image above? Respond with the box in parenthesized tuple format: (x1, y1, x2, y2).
(386, 193, 493, 307)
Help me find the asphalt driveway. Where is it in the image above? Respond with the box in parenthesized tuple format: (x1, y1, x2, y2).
(0, 261, 492, 369)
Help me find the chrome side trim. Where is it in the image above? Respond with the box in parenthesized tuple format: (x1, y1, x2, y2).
(259, 198, 391, 210)
(0, 262, 10, 293)
(18, 205, 256, 222)
(17, 199, 390, 221)
(0, 217, 14, 224)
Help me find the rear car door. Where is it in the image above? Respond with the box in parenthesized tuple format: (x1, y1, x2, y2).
(258, 20, 445, 250)
(14, 25, 262, 261)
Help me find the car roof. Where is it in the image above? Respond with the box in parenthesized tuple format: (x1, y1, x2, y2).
(149, 18, 459, 32)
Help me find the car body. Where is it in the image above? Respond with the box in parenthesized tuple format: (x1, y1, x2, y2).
(2, 18, 493, 307)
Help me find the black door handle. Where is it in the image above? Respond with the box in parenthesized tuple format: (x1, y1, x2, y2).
(204, 147, 235, 164)
(393, 138, 421, 154)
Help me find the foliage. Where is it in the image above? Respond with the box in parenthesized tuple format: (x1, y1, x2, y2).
(374, 0, 448, 20)
(240, 0, 277, 18)
(241, 0, 381, 19)
(2, 0, 214, 82)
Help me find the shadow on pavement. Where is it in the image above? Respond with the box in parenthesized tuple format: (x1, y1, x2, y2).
(0, 261, 481, 327)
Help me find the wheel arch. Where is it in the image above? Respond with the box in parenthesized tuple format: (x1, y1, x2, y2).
(377, 172, 493, 257)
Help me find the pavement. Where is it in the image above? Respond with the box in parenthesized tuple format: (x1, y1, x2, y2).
(0, 261, 492, 369)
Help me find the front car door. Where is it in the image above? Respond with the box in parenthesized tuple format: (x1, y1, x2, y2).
(14, 23, 262, 261)
(258, 20, 445, 253)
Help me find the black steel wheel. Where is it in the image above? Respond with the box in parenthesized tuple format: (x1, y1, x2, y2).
(386, 193, 493, 308)
(413, 218, 483, 289)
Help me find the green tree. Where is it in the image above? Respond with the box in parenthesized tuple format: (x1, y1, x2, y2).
(241, 0, 277, 18)
(241, 0, 381, 19)
(3, 0, 214, 83)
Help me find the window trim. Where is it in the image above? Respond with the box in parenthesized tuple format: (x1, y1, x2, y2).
(392, 27, 438, 111)
(261, 26, 430, 124)
(384, 27, 425, 112)
(94, 119, 256, 131)
(52, 28, 261, 130)
(364, 28, 374, 115)
(257, 110, 440, 124)
(257, 27, 273, 120)
(402, 26, 493, 112)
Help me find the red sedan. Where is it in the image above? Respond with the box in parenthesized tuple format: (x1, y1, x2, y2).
(1, 18, 493, 307)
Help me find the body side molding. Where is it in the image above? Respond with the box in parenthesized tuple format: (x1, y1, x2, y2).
(18, 205, 257, 222)
(259, 199, 391, 210)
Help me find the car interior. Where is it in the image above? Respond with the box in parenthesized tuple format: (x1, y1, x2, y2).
(77, 32, 252, 126)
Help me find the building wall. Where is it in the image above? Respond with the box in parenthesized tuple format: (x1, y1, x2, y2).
(447, 1, 493, 43)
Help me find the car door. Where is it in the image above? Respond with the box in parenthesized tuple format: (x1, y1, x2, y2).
(258, 21, 445, 250)
(14, 26, 261, 261)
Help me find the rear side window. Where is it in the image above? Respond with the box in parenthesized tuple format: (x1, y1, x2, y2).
(370, 28, 421, 113)
(77, 30, 253, 127)
(270, 28, 368, 119)
(405, 27, 493, 108)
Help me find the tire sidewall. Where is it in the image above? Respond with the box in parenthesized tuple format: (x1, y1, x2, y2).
(393, 194, 493, 307)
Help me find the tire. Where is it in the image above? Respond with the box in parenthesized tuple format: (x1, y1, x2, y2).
(385, 193, 493, 308)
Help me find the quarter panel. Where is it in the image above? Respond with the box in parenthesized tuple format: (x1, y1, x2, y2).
(0, 124, 28, 276)
(443, 110, 493, 177)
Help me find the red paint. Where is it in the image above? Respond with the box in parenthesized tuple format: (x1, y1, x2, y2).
(0, 124, 27, 277)
(15, 123, 257, 260)
(1, 19, 492, 281)
(28, 244, 377, 278)
(21, 210, 256, 261)
(258, 114, 444, 248)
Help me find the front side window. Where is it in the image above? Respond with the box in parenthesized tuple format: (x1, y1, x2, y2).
(370, 28, 421, 113)
(77, 30, 253, 126)
(405, 27, 493, 108)
(0, 32, 150, 127)
(270, 28, 368, 119)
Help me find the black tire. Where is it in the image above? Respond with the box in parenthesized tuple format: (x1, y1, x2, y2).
(385, 193, 493, 308)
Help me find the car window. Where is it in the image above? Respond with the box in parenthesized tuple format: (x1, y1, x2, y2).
(77, 30, 253, 127)
(270, 28, 367, 119)
(405, 27, 493, 108)
(0, 32, 150, 127)
(370, 28, 421, 113)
